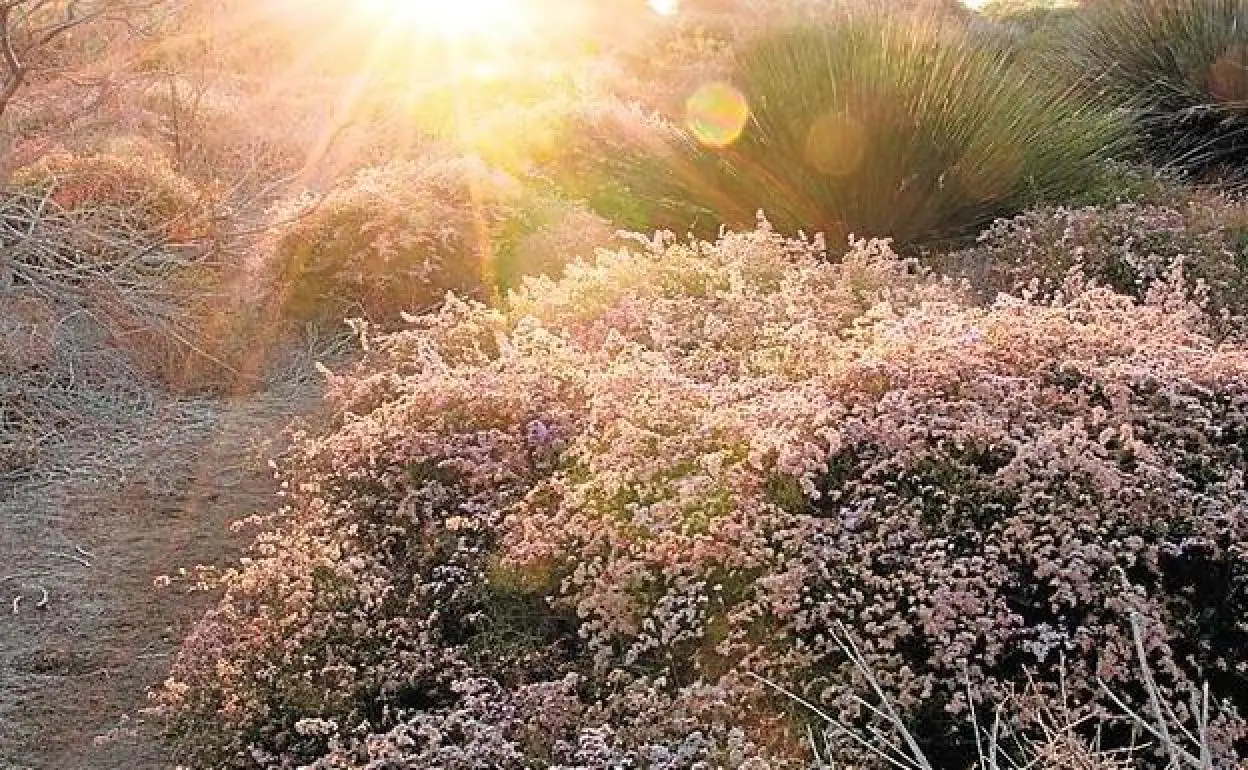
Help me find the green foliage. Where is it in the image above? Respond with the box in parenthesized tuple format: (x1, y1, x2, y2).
(527, 100, 721, 234)
(690, 14, 1125, 245)
(491, 196, 617, 294)
(1066, 0, 1248, 182)
(267, 155, 610, 324)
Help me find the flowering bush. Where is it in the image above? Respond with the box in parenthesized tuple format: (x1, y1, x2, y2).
(941, 195, 1248, 339)
(162, 222, 1247, 768)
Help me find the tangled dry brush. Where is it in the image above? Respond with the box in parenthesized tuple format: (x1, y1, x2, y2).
(159, 221, 1248, 768)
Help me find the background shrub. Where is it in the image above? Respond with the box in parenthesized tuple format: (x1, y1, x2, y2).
(977, 0, 1082, 53)
(1065, 0, 1248, 183)
(0, 154, 247, 394)
(523, 99, 725, 235)
(686, 14, 1125, 245)
(162, 222, 1247, 769)
(266, 155, 524, 324)
(494, 198, 619, 293)
(10, 140, 209, 241)
(938, 192, 1248, 339)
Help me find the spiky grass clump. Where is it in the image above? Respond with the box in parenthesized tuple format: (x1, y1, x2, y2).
(698, 15, 1125, 245)
(524, 99, 723, 235)
(1067, 0, 1248, 182)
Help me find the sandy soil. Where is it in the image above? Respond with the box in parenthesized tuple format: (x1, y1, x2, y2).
(0, 388, 318, 770)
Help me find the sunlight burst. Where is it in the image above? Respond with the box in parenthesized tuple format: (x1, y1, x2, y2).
(356, 0, 531, 40)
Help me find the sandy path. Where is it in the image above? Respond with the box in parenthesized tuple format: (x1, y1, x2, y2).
(0, 389, 317, 770)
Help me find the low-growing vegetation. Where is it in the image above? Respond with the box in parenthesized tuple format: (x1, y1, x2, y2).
(159, 223, 1247, 768)
(3, 0, 1248, 768)
(940, 191, 1248, 334)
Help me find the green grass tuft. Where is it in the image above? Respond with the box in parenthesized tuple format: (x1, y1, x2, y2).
(697, 14, 1126, 246)
(1066, 0, 1248, 184)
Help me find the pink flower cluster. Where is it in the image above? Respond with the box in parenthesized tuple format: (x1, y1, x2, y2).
(943, 197, 1248, 340)
(160, 220, 1248, 768)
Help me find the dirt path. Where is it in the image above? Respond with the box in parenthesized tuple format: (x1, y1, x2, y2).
(0, 388, 319, 770)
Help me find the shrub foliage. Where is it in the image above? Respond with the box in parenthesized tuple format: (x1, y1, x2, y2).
(266, 155, 618, 324)
(941, 193, 1248, 339)
(266, 156, 522, 323)
(710, 16, 1124, 244)
(160, 222, 1248, 768)
(1067, 0, 1248, 182)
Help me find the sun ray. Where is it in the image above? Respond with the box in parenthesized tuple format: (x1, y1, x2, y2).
(352, 0, 533, 43)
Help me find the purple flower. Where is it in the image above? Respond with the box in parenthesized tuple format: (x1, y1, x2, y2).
(526, 419, 552, 446)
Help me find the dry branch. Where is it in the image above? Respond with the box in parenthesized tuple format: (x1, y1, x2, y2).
(0, 177, 224, 482)
(0, 0, 169, 119)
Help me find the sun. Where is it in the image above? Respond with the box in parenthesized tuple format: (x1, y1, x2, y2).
(355, 0, 532, 41)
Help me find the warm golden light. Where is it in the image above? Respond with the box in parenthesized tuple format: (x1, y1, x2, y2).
(686, 82, 750, 148)
(355, 0, 531, 41)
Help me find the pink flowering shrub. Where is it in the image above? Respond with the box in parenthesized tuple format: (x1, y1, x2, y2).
(162, 222, 1247, 768)
(942, 196, 1248, 338)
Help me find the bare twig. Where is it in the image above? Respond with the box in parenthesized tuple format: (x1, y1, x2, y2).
(1098, 613, 1213, 770)
(45, 548, 91, 567)
(758, 615, 1221, 770)
(0, 0, 169, 120)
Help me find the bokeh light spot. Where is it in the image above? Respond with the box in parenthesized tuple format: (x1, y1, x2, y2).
(685, 82, 750, 149)
(804, 112, 867, 176)
(649, 0, 680, 15)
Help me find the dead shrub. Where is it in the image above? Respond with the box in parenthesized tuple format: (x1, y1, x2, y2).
(0, 294, 58, 373)
(11, 140, 212, 243)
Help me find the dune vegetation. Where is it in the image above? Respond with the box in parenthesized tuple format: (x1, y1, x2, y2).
(2, 0, 1248, 768)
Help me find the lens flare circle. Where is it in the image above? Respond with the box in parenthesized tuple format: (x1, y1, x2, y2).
(685, 81, 750, 149)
